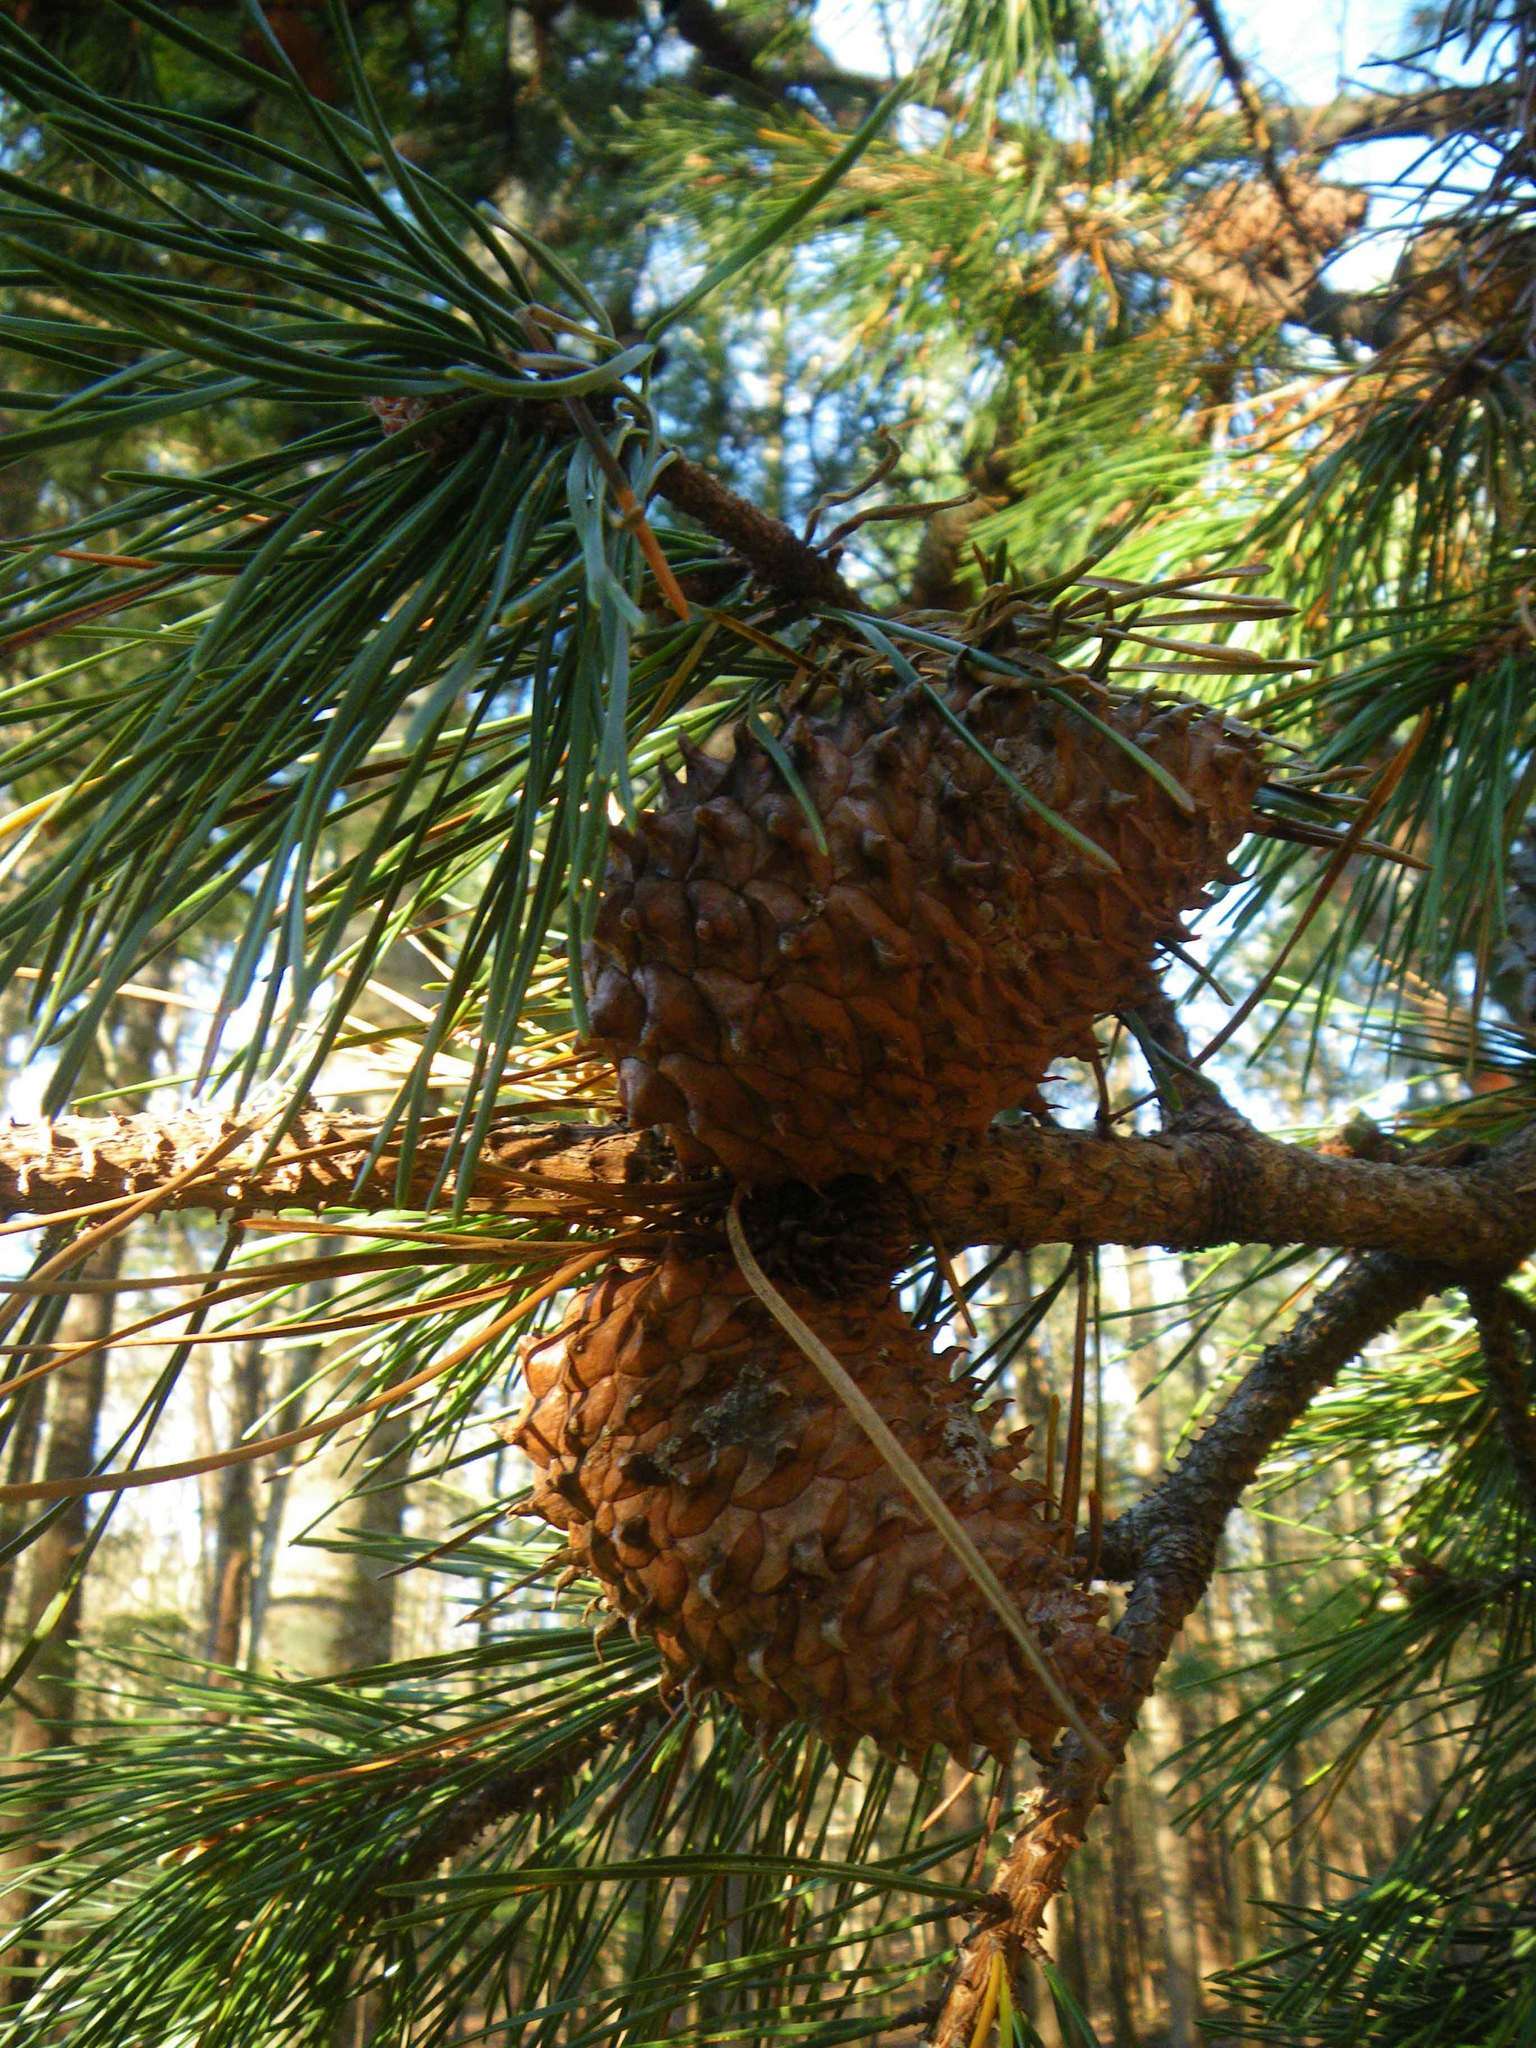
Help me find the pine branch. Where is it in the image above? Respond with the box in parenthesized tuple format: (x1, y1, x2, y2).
(378, 1697, 662, 1893)
(1293, 80, 1528, 153)
(927, 1248, 1457, 2045)
(933, 1178, 1536, 2035)
(3, 1106, 1534, 1267)
(660, 0, 915, 109)
(662, 0, 778, 88)
(1119, 987, 1254, 1138)
(1187, 0, 1331, 288)
(367, 400, 861, 608)
(1096, 1250, 1446, 1582)
(652, 452, 862, 607)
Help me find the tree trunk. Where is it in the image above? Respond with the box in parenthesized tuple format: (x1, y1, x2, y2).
(1122, 1248, 1203, 2047)
(246, 1329, 323, 1668)
(326, 1402, 408, 1672)
(1, 977, 169, 1998)
(1105, 1775, 1143, 2044)
(1134, 1690, 1203, 2048)
(0, 1380, 47, 1653)
(0, 1247, 117, 2005)
(205, 1339, 265, 1670)
(1261, 1516, 1312, 1916)
(0, 1226, 84, 1655)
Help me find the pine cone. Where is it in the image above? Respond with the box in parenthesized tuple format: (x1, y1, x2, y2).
(509, 1250, 1125, 1767)
(586, 644, 1264, 1183)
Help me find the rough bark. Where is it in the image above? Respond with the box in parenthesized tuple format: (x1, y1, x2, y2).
(3, 1106, 1533, 1270)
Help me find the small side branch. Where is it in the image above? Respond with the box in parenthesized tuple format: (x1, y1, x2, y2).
(1120, 986, 1254, 1138)
(652, 452, 862, 609)
(371, 395, 862, 611)
(1098, 1250, 1441, 1581)
(383, 1701, 661, 1893)
(1188, 0, 1344, 308)
(662, 0, 773, 87)
(927, 1248, 1454, 2045)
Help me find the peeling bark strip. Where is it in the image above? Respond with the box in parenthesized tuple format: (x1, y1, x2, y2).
(1, 1107, 1534, 1268)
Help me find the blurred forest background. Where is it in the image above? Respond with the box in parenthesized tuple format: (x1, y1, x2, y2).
(0, 0, 1532, 2044)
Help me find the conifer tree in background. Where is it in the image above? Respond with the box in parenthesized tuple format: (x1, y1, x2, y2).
(0, 1, 1531, 2043)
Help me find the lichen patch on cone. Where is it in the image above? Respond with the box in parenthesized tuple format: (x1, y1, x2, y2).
(584, 645, 1264, 1184)
(508, 1250, 1126, 1768)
